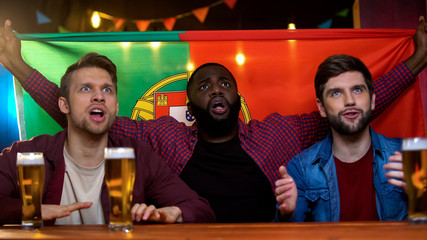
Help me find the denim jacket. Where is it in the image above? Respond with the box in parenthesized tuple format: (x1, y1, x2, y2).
(286, 127, 407, 222)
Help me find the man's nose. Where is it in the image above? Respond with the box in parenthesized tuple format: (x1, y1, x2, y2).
(344, 92, 355, 106)
(210, 84, 223, 97)
(92, 89, 105, 102)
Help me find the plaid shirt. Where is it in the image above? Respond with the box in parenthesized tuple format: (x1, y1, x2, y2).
(23, 62, 414, 188)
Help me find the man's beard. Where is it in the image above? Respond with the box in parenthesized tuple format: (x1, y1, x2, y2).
(189, 98, 241, 139)
(68, 106, 114, 136)
(326, 107, 371, 135)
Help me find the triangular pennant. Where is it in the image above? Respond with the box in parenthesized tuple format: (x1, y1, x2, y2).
(317, 19, 333, 28)
(336, 8, 350, 17)
(58, 25, 71, 33)
(136, 20, 151, 31)
(224, 0, 237, 9)
(36, 10, 51, 24)
(192, 7, 210, 23)
(163, 17, 176, 31)
(113, 18, 126, 30)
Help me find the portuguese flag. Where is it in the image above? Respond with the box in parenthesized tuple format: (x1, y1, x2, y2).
(1, 28, 425, 149)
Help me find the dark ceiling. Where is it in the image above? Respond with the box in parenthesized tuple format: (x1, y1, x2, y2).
(0, 0, 355, 33)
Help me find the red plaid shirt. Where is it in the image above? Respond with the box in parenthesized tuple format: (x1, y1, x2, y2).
(22, 63, 414, 188)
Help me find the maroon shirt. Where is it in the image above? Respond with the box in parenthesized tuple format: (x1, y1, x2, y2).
(0, 130, 215, 225)
(334, 147, 379, 221)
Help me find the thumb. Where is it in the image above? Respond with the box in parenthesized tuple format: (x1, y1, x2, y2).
(4, 19, 12, 31)
(279, 165, 288, 177)
(419, 16, 427, 32)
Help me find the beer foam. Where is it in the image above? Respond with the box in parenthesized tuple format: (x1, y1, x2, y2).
(104, 147, 135, 159)
(16, 152, 45, 165)
(402, 138, 427, 151)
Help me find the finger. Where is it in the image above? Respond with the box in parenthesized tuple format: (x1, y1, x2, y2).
(134, 203, 148, 221)
(388, 155, 402, 162)
(2, 20, 14, 39)
(279, 166, 288, 177)
(65, 202, 92, 212)
(131, 204, 141, 221)
(143, 205, 158, 221)
(387, 178, 407, 190)
(275, 182, 294, 195)
(385, 170, 405, 180)
(157, 210, 168, 223)
(383, 162, 403, 171)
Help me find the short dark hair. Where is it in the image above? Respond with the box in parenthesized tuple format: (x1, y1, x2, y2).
(314, 54, 374, 103)
(186, 62, 236, 95)
(60, 53, 117, 99)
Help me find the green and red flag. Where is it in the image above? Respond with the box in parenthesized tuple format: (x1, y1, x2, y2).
(8, 28, 425, 141)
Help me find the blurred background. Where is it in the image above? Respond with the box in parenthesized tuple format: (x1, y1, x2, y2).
(0, 0, 425, 33)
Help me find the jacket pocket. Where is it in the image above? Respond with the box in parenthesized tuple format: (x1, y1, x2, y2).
(306, 189, 330, 202)
(378, 183, 408, 220)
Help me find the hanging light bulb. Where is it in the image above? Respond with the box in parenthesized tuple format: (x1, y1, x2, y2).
(236, 53, 245, 65)
(91, 11, 101, 29)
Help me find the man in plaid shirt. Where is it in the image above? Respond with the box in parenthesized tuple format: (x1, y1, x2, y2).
(0, 18, 426, 222)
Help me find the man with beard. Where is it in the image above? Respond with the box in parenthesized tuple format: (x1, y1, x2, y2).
(275, 55, 407, 222)
(0, 53, 215, 225)
(0, 17, 426, 222)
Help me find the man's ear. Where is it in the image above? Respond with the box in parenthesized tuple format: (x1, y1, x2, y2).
(371, 93, 376, 111)
(116, 101, 119, 116)
(316, 98, 327, 118)
(187, 102, 193, 116)
(58, 97, 70, 114)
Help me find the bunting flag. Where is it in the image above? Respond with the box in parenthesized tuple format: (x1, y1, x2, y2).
(163, 17, 177, 31)
(2, 28, 425, 145)
(192, 7, 210, 23)
(136, 20, 151, 32)
(113, 18, 126, 30)
(90, 0, 237, 31)
(224, 0, 238, 9)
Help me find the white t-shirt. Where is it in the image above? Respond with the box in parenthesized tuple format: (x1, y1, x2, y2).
(54, 147, 105, 225)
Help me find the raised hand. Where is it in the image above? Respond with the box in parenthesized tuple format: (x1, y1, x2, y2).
(274, 165, 297, 220)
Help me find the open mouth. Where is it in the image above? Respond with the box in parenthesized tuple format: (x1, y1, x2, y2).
(341, 109, 361, 119)
(210, 97, 228, 115)
(90, 109, 105, 118)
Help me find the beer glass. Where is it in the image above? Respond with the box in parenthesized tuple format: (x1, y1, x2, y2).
(16, 152, 45, 230)
(402, 138, 427, 224)
(104, 147, 136, 232)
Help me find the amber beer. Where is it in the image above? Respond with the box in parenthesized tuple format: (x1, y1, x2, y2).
(402, 138, 427, 224)
(104, 147, 136, 232)
(17, 152, 45, 229)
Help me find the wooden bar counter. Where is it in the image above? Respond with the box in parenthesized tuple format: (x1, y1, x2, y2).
(1, 222, 426, 240)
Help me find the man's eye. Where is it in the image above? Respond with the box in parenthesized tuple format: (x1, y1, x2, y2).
(200, 85, 208, 90)
(354, 88, 362, 93)
(103, 88, 112, 93)
(332, 91, 340, 97)
(81, 86, 90, 91)
(222, 82, 230, 87)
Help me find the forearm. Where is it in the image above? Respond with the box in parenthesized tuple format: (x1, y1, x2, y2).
(371, 62, 415, 120)
(405, 50, 427, 76)
(21, 69, 67, 128)
(5, 56, 33, 84)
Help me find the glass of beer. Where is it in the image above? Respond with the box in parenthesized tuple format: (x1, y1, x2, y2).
(16, 152, 45, 230)
(104, 147, 136, 232)
(402, 138, 427, 224)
